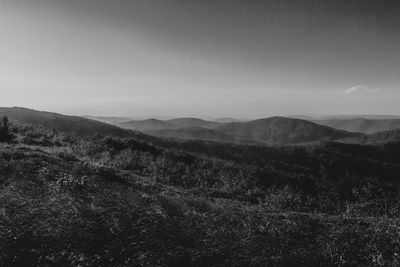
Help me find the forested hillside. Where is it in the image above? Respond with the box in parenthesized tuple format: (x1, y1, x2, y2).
(340, 129, 400, 145)
(0, 107, 133, 138)
(1, 113, 400, 266)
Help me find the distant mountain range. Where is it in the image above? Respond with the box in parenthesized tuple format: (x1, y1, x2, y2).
(213, 117, 357, 145)
(4, 107, 400, 146)
(294, 115, 400, 120)
(149, 127, 240, 143)
(166, 118, 221, 129)
(314, 118, 400, 134)
(212, 117, 244, 123)
(83, 116, 133, 125)
(116, 115, 359, 145)
(120, 119, 175, 131)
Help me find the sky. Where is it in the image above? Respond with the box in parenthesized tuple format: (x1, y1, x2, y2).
(0, 0, 400, 118)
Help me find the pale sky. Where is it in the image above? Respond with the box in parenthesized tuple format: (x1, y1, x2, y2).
(0, 0, 400, 118)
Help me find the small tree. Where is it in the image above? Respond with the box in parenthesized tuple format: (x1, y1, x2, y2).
(0, 116, 10, 142)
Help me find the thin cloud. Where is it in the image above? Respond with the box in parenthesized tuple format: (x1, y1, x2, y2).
(345, 85, 380, 95)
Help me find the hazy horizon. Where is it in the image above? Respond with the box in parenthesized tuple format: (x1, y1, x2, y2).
(4, 106, 400, 121)
(1, 0, 399, 117)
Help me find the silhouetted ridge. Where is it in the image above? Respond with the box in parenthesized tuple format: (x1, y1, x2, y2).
(0, 107, 133, 137)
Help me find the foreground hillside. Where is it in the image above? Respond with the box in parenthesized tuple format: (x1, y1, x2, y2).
(1, 116, 400, 266)
(0, 107, 134, 138)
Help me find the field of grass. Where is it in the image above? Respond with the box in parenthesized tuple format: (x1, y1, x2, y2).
(1, 124, 400, 266)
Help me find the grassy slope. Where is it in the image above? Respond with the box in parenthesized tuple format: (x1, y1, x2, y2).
(1, 124, 400, 266)
(0, 107, 134, 138)
(2, 142, 400, 266)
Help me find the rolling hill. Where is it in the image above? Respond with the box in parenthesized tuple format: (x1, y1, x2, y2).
(2, 115, 400, 266)
(214, 117, 359, 145)
(2, 107, 400, 265)
(165, 118, 220, 129)
(117, 116, 361, 145)
(83, 116, 133, 125)
(118, 118, 221, 131)
(149, 126, 239, 143)
(0, 107, 134, 137)
(314, 118, 400, 134)
(119, 119, 177, 131)
(0, 108, 361, 146)
(212, 117, 244, 123)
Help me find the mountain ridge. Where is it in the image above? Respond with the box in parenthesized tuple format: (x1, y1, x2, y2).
(165, 118, 220, 129)
(214, 116, 359, 145)
(0, 107, 363, 146)
(0, 107, 134, 137)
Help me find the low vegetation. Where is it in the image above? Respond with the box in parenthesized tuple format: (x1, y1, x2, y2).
(1, 118, 400, 266)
